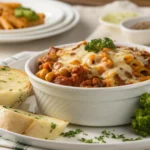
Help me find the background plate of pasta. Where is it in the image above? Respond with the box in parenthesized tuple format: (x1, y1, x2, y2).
(0, 0, 79, 43)
(0, 0, 65, 32)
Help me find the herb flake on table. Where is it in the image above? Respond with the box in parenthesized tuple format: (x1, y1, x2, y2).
(102, 130, 111, 138)
(61, 129, 83, 138)
(78, 138, 96, 143)
(95, 135, 106, 143)
(101, 130, 142, 142)
(122, 136, 142, 142)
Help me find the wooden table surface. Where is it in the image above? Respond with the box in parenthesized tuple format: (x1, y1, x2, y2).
(60, 0, 150, 6)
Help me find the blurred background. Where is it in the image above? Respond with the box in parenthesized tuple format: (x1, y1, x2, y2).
(60, 0, 150, 6)
(0, 0, 150, 60)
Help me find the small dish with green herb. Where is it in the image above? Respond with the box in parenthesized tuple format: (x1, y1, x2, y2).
(99, 12, 139, 28)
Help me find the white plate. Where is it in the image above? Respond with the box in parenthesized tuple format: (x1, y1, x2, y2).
(0, 55, 150, 150)
(0, 8, 79, 43)
(0, 0, 74, 36)
(0, 0, 65, 33)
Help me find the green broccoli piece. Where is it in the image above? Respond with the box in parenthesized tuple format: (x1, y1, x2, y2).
(132, 92, 150, 137)
(85, 37, 116, 53)
(132, 115, 150, 137)
(140, 92, 150, 108)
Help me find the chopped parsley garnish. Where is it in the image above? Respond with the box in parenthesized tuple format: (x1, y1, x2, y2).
(3, 105, 9, 109)
(95, 135, 106, 143)
(101, 130, 142, 142)
(83, 132, 88, 136)
(78, 138, 95, 143)
(14, 110, 19, 113)
(135, 137, 142, 140)
(0, 80, 7, 83)
(60, 128, 142, 143)
(35, 116, 42, 120)
(85, 37, 116, 53)
(61, 129, 83, 138)
(102, 130, 111, 137)
(51, 122, 56, 129)
(112, 134, 125, 139)
(122, 136, 142, 142)
(0, 66, 10, 71)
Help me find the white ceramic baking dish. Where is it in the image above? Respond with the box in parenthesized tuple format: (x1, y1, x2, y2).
(25, 42, 150, 126)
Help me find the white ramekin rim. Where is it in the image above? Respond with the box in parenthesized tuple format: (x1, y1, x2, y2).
(25, 41, 150, 91)
(120, 16, 150, 33)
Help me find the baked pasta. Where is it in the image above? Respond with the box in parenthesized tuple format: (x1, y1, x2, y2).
(35, 39, 150, 87)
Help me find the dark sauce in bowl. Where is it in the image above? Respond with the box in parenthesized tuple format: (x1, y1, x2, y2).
(131, 21, 150, 30)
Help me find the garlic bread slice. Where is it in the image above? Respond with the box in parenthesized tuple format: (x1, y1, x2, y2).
(0, 106, 69, 140)
(0, 106, 34, 134)
(0, 66, 32, 107)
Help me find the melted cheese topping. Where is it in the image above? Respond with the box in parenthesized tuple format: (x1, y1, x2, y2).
(56, 42, 148, 85)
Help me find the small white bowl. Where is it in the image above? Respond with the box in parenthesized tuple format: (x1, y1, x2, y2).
(25, 42, 150, 127)
(99, 12, 139, 29)
(99, 15, 119, 29)
(120, 16, 150, 45)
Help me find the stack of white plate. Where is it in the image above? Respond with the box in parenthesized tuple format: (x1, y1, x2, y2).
(0, 0, 80, 43)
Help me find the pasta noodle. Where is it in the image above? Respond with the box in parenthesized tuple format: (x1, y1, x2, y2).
(0, 16, 14, 30)
(3, 13, 25, 28)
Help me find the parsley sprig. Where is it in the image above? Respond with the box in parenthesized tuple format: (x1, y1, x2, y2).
(85, 37, 116, 53)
